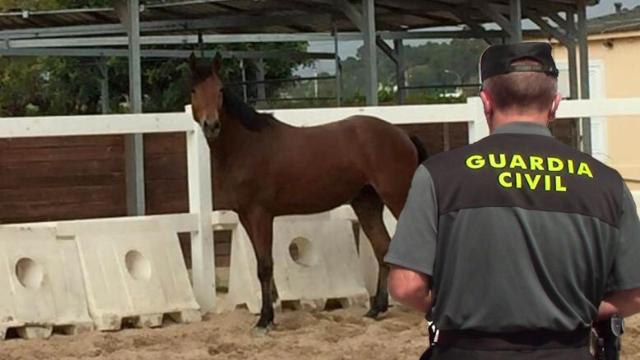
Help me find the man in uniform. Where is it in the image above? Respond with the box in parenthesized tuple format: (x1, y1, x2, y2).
(384, 42, 640, 360)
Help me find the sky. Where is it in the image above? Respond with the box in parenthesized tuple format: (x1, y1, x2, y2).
(302, 0, 639, 75)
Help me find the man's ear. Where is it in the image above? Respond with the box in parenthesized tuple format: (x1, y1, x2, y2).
(480, 90, 493, 119)
(549, 93, 562, 122)
(480, 90, 495, 132)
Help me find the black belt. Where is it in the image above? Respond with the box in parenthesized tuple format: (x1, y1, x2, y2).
(436, 328, 591, 351)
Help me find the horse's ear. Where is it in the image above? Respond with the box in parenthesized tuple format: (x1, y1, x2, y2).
(188, 53, 197, 75)
(212, 52, 222, 74)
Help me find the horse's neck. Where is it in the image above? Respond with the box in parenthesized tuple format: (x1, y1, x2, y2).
(212, 112, 278, 160)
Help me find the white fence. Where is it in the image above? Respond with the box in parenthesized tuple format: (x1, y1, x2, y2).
(2, 96, 640, 312)
(0, 113, 216, 312)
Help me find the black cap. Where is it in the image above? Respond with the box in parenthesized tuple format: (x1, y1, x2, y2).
(480, 42, 559, 82)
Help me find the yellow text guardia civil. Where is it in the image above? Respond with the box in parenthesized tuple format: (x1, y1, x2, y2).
(465, 154, 594, 192)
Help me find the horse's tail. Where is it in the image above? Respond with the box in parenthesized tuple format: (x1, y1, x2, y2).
(410, 135, 429, 165)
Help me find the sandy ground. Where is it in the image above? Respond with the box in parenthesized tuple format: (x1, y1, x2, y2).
(0, 306, 638, 360)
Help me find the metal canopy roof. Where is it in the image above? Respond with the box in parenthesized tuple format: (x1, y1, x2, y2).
(0, 0, 598, 35)
(587, 5, 640, 34)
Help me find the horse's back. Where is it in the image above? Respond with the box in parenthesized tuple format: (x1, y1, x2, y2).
(338, 115, 417, 158)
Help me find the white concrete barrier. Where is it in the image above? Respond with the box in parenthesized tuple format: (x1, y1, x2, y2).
(57, 218, 201, 330)
(214, 211, 260, 313)
(632, 191, 639, 212)
(273, 218, 368, 308)
(0, 226, 93, 340)
(330, 207, 397, 297)
(223, 211, 368, 313)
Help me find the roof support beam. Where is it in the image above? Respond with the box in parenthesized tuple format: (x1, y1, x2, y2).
(0, 29, 548, 49)
(333, 0, 379, 105)
(565, 11, 579, 100)
(333, 0, 364, 29)
(374, 0, 498, 44)
(577, 0, 591, 154)
(333, 23, 342, 106)
(0, 47, 336, 60)
(376, 37, 398, 64)
(477, 2, 517, 39)
(115, 0, 146, 217)
(333, 0, 397, 64)
(0, 12, 333, 40)
(547, 12, 569, 29)
(450, 8, 497, 45)
(97, 58, 110, 114)
(509, 0, 523, 43)
(522, 0, 576, 13)
(362, 0, 378, 106)
(394, 39, 406, 105)
(377, 0, 456, 13)
(526, 10, 572, 45)
(565, 10, 579, 148)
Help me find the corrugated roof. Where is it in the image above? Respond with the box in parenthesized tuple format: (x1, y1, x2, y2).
(0, 0, 599, 35)
(588, 4, 640, 34)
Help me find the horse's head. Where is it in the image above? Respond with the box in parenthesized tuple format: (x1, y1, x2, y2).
(189, 53, 224, 140)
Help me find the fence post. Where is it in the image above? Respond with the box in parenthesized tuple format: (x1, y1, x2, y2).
(186, 124, 216, 313)
(467, 97, 490, 144)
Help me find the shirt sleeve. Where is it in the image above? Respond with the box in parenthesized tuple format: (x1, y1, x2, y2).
(384, 165, 438, 276)
(607, 185, 640, 292)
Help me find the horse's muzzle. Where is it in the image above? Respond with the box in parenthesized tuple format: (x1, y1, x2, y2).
(203, 121, 221, 140)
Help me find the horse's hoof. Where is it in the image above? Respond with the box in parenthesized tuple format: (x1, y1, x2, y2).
(364, 308, 381, 319)
(252, 326, 270, 337)
(364, 305, 389, 319)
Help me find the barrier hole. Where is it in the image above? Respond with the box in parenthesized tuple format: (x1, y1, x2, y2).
(289, 237, 316, 267)
(15, 258, 44, 289)
(125, 250, 152, 281)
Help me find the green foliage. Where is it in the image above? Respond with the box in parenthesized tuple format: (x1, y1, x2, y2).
(0, 0, 309, 116)
(0, 57, 106, 116)
(340, 39, 487, 105)
(0, 0, 487, 114)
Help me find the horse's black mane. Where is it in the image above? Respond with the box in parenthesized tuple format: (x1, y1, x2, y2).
(222, 89, 272, 132)
(191, 63, 213, 86)
(191, 62, 272, 132)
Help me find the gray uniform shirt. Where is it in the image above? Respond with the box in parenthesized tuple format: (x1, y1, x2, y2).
(385, 122, 640, 332)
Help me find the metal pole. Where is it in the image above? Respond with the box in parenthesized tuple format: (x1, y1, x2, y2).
(566, 11, 580, 148)
(255, 58, 266, 102)
(125, 0, 145, 215)
(240, 59, 248, 102)
(333, 23, 342, 106)
(577, 0, 591, 154)
(394, 38, 406, 105)
(98, 58, 110, 114)
(509, 0, 523, 43)
(566, 11, 579, 100)
(362, 0, 378, 106)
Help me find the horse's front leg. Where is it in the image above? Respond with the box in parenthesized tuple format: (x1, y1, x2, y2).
(239, 208, 275, 332)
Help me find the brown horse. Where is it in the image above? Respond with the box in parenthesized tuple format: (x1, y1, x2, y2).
(189, 54, 427, 331)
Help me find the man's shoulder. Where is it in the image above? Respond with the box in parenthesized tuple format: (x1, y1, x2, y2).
(421, 139, 491, 173)
(421, 134, 624, 189)
(544, 137, 623, 183)
(423, 144, 473, 165)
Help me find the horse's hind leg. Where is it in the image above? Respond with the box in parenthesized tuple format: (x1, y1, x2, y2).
(239, 208, 275, 332)
(351, 187, 390, 319)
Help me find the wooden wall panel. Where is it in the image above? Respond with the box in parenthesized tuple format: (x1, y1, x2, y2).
(1, 124, 470, 270)
(0, 135, 127, 224)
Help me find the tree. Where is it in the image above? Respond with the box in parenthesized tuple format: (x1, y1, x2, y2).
(0, 0, 310, 115)
(339, 39, 487, 103)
